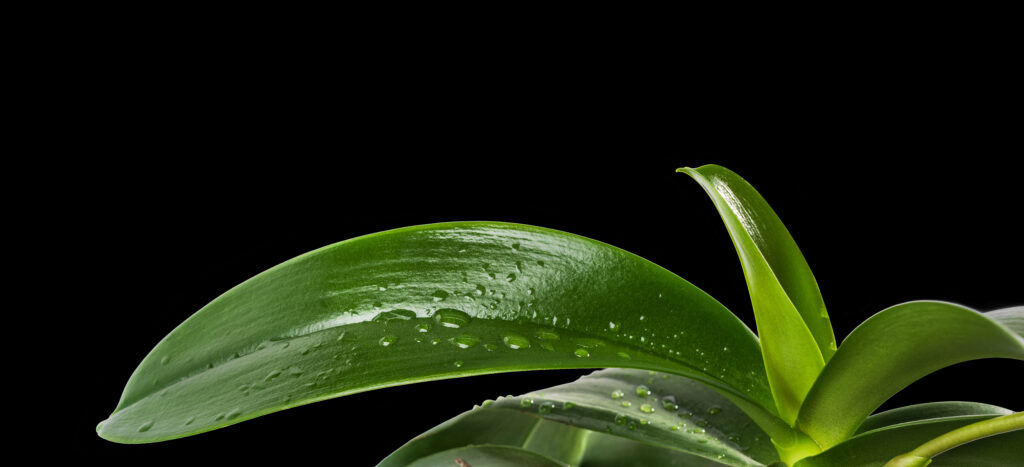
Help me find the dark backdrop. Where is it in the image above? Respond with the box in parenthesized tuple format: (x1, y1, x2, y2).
(62, 54, 1022, 464)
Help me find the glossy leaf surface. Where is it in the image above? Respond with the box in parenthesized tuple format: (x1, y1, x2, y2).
(383, 368, 781, 466)
(796, 302, 1024, 448)
(680, 165, 833, 423)
(98, 222, 773, 443)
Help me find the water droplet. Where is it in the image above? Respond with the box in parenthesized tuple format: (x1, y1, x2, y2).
(574, 348, 590, 358)
(453, 360, 464, 368)
(372, 309, 417, 323)
(160, 356, 170, 365)
(378, 285, 387, 291)
(562, 402, 575, 410)
(639, 315, 645, 321)
(621, 401, 632, 408)
(639, 403, 654, 413)
(184, 416, 195, 425)
(502, 333, 531, 350)
(628, 422, 637, 431)
(484, 343, 497, 351)
(379, 335, 397, 347)
(635, 385, 651, 397)
(536, 260, 545, 267)
(414, 322, 433, 333)
(336, 331, 348, 341)
(617, 351, 631, 359)
(138, 420, 154, 432)
(227, 408, 242, 420)
(215, 413, 225, 421)
(540, 342, 554, 351)
(615, 414, 627, 425)
(512, 241, 521, 250)
(608, 321, 620, 331)
(433, 308, 472, 328)
(670, 424, 681, 431)
(698, 438, 708, 444)
(482, 400, 494, 407)
(661, 397, 678, 411)
(373, 301, 382, 308)
(520, 398, 533, 407)
(430, 338, 440, 345)
(610, 390, 624, 399)
(505, 273, 516, 282)
(527, 288, 535, 295)
(534, 330, 559, 340)
(679, 411, 693, 418)
(829, 341, 838, 351)
(449, 334, 480, 349)
(474, 285, 486, 296)
(708, 407, 722, 415)
(696, 420, 708, 427)
(431, 290, 449, 302)
(539, 403, 554, 414)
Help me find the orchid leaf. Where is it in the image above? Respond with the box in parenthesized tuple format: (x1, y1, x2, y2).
(795, 406, 1022, 467)
(679, 165, 834, 424)
(796, 302, 1024, 449)
(97, 222, 774, 443)
(383, 368, 782, 466)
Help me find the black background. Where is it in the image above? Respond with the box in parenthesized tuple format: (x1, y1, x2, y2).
(56, 33, 1023, 465)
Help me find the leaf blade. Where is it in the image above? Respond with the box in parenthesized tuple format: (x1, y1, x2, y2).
(796, 302, 1024, 449)
(98, 222, 774, 443)
(680, 165, 833, 423)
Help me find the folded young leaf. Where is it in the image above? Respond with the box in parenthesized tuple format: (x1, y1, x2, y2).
(794, 410, 1023, 466)
(796, 302, 1024, 449)
(679, 165, 834, 424)
(98, 222, 774, 443)
(382, 368, 782, 467)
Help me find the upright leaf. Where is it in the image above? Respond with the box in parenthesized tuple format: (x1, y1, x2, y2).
(796, 302, 1024, 449)
(680, 165, 834, 423)
(98, 222, 774, 443)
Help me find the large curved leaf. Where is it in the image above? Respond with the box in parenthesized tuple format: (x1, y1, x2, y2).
(382, 368, 782, 466)
(98, 222, 774, 443)
(796, 302, 1024, 449)
(795, 405, 1022, 467)
(680, 165, 833, 424)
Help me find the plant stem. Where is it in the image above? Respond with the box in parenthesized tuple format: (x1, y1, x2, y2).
(883, 412, 1024, 467)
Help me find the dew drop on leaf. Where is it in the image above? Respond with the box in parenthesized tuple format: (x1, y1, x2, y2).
(432, 308, 472, 328)
(502, 333, 531, 350)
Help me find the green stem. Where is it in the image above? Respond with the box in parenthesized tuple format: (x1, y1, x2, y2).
(884, 412, 1024, 467)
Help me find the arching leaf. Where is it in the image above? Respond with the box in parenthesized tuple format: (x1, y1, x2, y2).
(796, 302, 1024, 449)
(98, 222, 774, 443)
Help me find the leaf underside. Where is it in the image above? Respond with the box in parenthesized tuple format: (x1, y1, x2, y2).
(382, 368, 781, 467)
(98, 222, 775, 443)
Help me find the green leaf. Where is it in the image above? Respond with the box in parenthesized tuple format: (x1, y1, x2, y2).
(794, 406, 1022, 467)
(796, 302, 1024, 449)
(407, 444, 568, 467)
(98, 222, 774, 443)
(488, 369, 782, 466)
(383, 368, 782, 466)
(679, 165, 834, 424)
(856, 402, 1012, 435)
